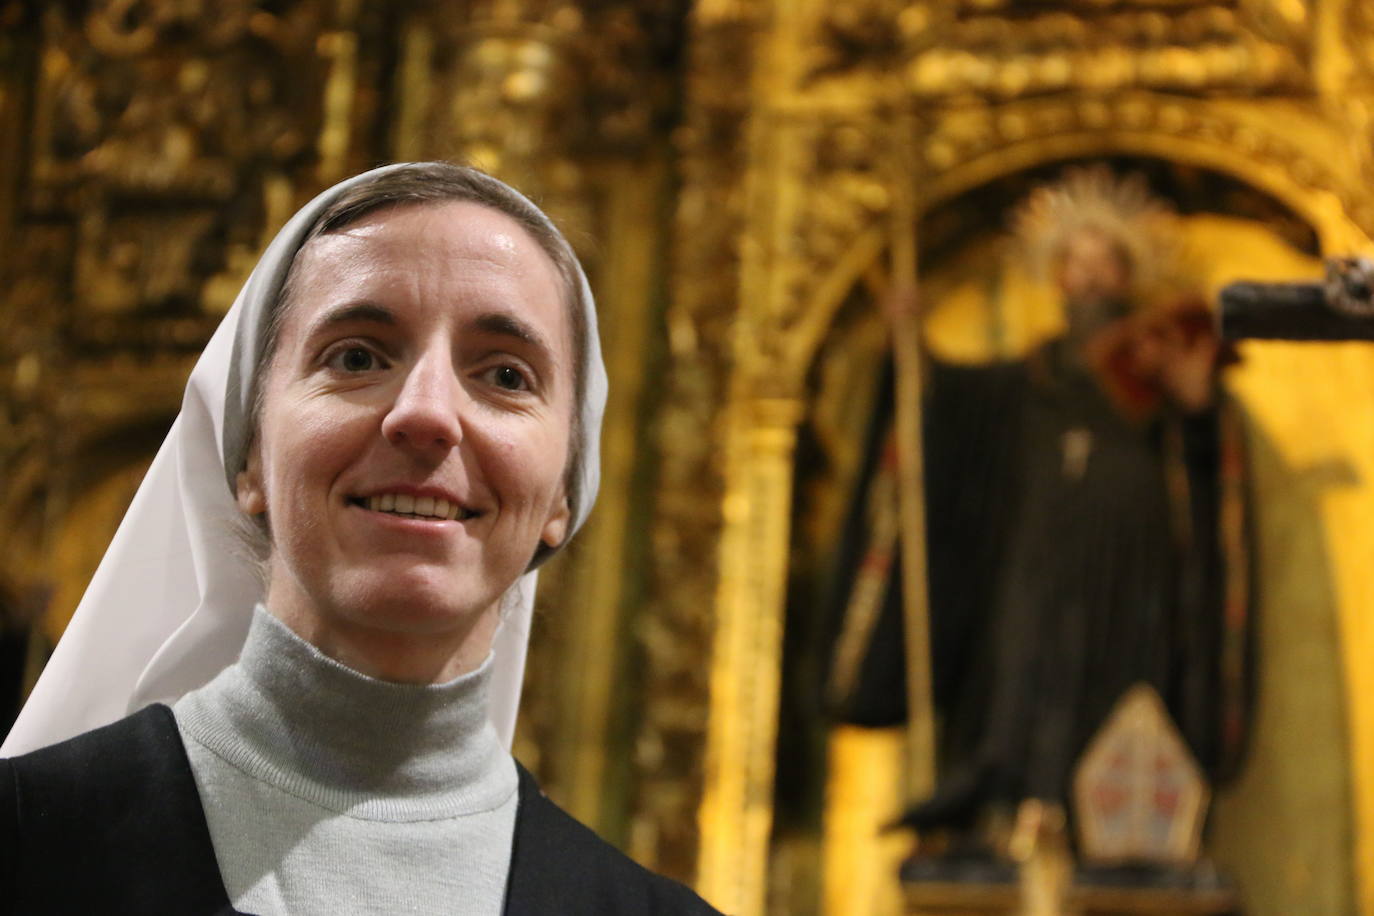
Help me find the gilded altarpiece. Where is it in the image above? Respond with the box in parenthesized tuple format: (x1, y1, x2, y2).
(685, 1, 1374, 915)
(7, 2, 1374, 916)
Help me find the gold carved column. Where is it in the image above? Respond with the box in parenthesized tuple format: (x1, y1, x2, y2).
(690, 4, 897, 897)
(627, 0, 766, 888)
(698, 396, 803, 912)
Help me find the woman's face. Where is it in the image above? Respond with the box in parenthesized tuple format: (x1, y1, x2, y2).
(238, 201, 574, 646)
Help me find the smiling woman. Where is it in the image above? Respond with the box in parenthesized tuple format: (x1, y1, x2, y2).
(241, 201, 577, 685)
(0, 164, 719, 916)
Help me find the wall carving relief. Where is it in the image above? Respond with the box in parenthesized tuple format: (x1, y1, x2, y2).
(807, 0, 1309, 99)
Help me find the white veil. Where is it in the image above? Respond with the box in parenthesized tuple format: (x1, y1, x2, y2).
(1, 163, 606, 757)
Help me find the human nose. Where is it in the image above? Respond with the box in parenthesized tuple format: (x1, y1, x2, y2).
(380, 350, 464, 453)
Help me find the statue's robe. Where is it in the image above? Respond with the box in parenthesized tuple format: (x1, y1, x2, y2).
(827, 336, 1253, 828)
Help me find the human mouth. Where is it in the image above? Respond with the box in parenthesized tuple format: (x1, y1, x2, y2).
(352, 492, 481, 521)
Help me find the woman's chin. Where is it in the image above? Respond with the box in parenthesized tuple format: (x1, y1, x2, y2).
(332, 576, 499, 637)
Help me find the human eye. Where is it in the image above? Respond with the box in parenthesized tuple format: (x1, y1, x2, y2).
(481, 363, 531, 392)
(324, 343, 387, 373)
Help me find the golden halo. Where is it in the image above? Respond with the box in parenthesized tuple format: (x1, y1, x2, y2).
(1012, 164, 1186, 303)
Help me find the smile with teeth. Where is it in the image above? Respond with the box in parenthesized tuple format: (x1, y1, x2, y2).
(358, 493, 477, 521)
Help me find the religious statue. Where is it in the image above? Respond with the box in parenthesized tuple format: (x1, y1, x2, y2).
(826, 167, 1255, 861)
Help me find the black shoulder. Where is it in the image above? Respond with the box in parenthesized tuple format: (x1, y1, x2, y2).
(1, 756, 15, 916)
(505, 762, 723, 916)
(6, 703, 185, 784)
(1, 705, 237, 915)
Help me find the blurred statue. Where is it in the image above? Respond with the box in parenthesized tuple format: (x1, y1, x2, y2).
(827, 167, 1254, 855)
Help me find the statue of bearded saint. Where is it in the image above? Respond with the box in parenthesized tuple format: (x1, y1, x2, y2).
(825, 167, 1254, 856)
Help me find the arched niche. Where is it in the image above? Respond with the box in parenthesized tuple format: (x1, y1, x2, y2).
(780, 153, 1361, 916)
(696, 98, 1374, 916)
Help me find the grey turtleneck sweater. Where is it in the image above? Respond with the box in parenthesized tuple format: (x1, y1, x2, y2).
(172, 608, 518, 916)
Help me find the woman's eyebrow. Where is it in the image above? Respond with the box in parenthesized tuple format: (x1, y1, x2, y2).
(313, 301, 397, 330)
(474, 312, 550, 354)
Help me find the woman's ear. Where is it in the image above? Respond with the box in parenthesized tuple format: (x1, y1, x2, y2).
(540, 490, 571, 550)
(235, 445, 267, 516)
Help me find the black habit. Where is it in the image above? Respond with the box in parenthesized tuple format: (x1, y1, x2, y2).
(0, 705, 720, 915)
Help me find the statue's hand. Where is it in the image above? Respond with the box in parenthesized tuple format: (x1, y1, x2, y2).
(1145, 317, 1219, 412)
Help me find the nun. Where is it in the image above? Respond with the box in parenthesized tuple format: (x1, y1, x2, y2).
(0, 163, 720, 915)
